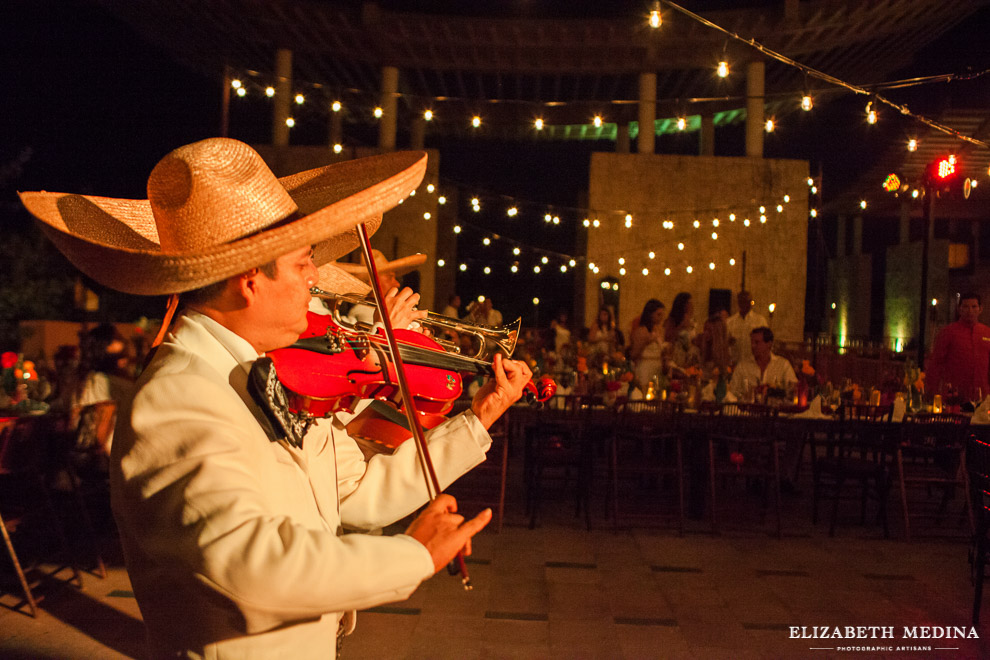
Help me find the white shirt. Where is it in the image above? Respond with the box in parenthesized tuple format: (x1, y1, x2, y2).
(729, 352, 798, 399)
(726, 311, 769, 364)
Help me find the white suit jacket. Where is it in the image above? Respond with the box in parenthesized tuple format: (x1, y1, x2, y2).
(110, 312, 491, 659)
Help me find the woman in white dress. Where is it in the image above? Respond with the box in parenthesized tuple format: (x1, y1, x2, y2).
(629, 299, 666, 391)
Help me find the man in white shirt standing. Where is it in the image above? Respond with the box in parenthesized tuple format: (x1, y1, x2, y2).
(726, 289, 768, 365)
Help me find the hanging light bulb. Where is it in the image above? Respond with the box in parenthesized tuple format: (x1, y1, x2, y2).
(513, 247, 521, 256)
(729, 258, 736, 266)
(373, 107, 383, 118)
(625, 214, 633, 228)
(676, 116, 686, 131)
(541, 256, 549, 264)
(717, 61, 729, 78)
(331, 100, 341, 111)
(534, 118, 544, 130)
(649, 3, 662, 29)
(482, 237, 491, 246)
(231, 79, 242, 89)
(801, 94, 813, 111)
(437, 259, 445, 267)
(860, 200, 867, 209)
(471, 115, 482, 128)
(333, 143, 342, 154)
(593, 115, 603, 128)
(865, 101, 877, 125)
(765, 118, 775, 133)
(453, 225, 461, 233)
(507, 206, 518, 217)
(664, 267, 671, 276)
(294, 93, 305, 105)
(483, 266, 491, 275)
(266, 86, 276, 97)
(534, 265, 541, 273)
(236, 87, 246, 97)
(907, 138, 918, 152)
(423, 109, 433, 121)
(285, 117, 295, 127)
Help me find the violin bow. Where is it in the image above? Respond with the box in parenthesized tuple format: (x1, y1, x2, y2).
(355, 224, 473, 589)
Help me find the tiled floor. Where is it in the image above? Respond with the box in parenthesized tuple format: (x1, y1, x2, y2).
(2, 452, 988, 659)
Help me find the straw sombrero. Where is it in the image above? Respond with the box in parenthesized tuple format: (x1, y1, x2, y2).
(338, 249, 427, 282)
(317, 262, 370, 296)
(18, 138, 427, 296)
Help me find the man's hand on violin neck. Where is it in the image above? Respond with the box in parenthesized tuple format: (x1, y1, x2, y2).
(405, 494, 491, 573)
(471, 353, 533, 429)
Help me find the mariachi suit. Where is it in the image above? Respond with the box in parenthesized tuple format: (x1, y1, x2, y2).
(110, 311, 491, 659)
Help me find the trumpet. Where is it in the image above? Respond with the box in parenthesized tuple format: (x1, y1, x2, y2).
(310, 287, 521, 362)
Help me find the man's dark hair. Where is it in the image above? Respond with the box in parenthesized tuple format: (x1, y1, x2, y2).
(960, 292, 981, 306)
(751, 326, 774, 343)
(180, 260, 278, 306)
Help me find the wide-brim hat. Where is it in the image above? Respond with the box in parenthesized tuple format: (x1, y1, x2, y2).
(338, 249, 427, 282)
(317, 262, 370, 296)
(19, 138, 427, 296)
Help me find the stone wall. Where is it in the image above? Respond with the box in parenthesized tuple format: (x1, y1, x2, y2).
(586, 153, 809, 342)
(825, 254, 872, 344)
(885, 239, 949, 353)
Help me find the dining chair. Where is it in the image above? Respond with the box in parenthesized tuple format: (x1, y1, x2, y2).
(608, 399, 685, 533)
(707, 403, 782, 537)
(0, 416, 83, 616)
(895, 412, 972, 541)
(809, 403, 894, 537)
(966, 435, 990, 625)
(523, 395, 601, 529)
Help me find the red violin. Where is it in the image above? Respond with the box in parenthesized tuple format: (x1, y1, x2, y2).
(266, 308, 555, 451)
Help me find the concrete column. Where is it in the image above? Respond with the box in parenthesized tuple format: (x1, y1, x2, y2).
(328, 105, 343, 147)
(273, 49, 293, 147)
(409, 116, 425, 150)
(836, 216, 846, 257)
(899, 201, 911, 244)
(616, 123, 631, 154)
(745, 60, 765, 158)
(379, 65, 399, 151)
(699, 111, 715, 156)
(852, 215, 863, 256)
(637, 72, 656, 155)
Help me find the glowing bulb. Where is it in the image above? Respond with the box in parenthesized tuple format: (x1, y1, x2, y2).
(801, 94, 813, 111)
(459, 263, 467, 271)
(619, 267, 626, 276)
(426, 184, 435, 193)
(686, 266, 693, 273)
(533, 297, 540, 305)
(811, 186, 818, 194)
(618, 257, 625, 265)
(423, 109, 433, 121)
(471, 197, 480, 206)
(776, 204, 783, 213)
(231, 79, 242, 89)
(677, 243, 684, 251)
(560, 265, 568, 273)
(649, 6, 661, 29)
(677, 117, 686, 131)
(438, 196, 446, 205)
(569, 259, 576, 267)
(765, 118, 775, 133)
(332, 100, 341, 111)
(860, 200, 867, 209)
(484, 266, 491, 274)
(471, 115, 481, 128)
(642, 268, 649, 276)
(759, 206, 766, 214)
(266, 87, 276, 97)
(511, 265, 518, 273)
(285, 117, 295, 127)
(507, 207, 518, 217)
(553, 216, 560, 225)
(534, 118, 544, 130)
(437, 259, 445, 267)
(693, 220, 700, 228)
(712, 219, 719, 227)
(865, 102, 877, 124)
(593, 219, 601, 228)
(541, 256, 549, 264)
(709, 262, 715, 270)
(769, 303, 776, 313)
(588, 262, 596, 270)
(810, 209, 818, 218)
(932, 298, 938, 307)
(236, 87, 246, 97)
(729, 258, 736, 266)
(712, 232, 718, 240)
(453, 225, 462, 234)
(544, 213, 552, 223)
(534, 265, 541, 273)
(717, 61, 729, 78)
(601, 281, 609, 290)
(808, 177, 815, 186)
(783, 195, 790, 202)
(744, 219, 751, 226)
(907, 138, 918, 152)
(333, 143, 343, 154)
(482, 237, 491, 246)
(513, 247, 521, 256)
(831, 302, 837, 310)
(648, 251, 656, 259)
(729, 213, 736, 221)
(294, 93, 305, 105)
(664, 267, 671, 276)
(423, 212, 431, 220)
(760, 215, 767, 223)
(911, 189, 919, 199)
(593, 115, 603, 127)
(472, 204, 481, 212)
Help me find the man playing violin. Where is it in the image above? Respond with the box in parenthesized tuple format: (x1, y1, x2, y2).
(20, 138, 532, 659)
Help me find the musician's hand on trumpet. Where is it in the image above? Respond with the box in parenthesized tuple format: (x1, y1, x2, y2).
(375, 286, 429, 333)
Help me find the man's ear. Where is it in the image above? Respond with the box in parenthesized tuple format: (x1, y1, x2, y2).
(237, 268, 262, 304)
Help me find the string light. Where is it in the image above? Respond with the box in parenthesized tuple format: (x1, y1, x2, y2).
(677, 243, 684, 250)
(453, 225, 462, 233)
(534, 118, 544, 130)
(285, 117, 295, 127)
(593, 115, 603, 127)
(507, 206, 518, 217)
(649, 2, 662, 29)
(533, 297, 540, 305)
(266, 87, 275, 97)
(712, 218, 719, 227)
(676, 116, 687, 131)
(743, 218, 751, 226)
(373, 107, 383, 118)
(459, 263, 467, 271)
(423, 109, 434, 121)
(783, 195, 790, 202)
(711, 232, 718, 240)
(482, 237, 491, 245)
(513, 247, 521, 256)
(236, 87, 246, 97)
(776, 204, 783, 212)
(619, 267, 627, 275)
(764, 118, 775, 133)
(618, 257, 625, 265)
(686, 266, 693, 273)
(561, 265, 568, 273)
(534, 265, 541, 273)
(426, 184, 435, 193)
(483, 266, 491, 274)
(810, 209, 818, 218)
(801, 94, 813, 111)
(294, 93, 305, 105)
(423, 212, 431, 220)
(625, 214, 633, 228)
(231, 79, 242, 89)
(642, 268, 649, 276)
(331, 100, 341, 111)
(860, 200, 867, 209)
(648, 251, 656, 259)
(709, 262, 715, 270)
(729, 258, 736, 266)
(569, 259, 576, 267)
(865, 101, 877, 125)
(717, 61, 729, 78)
(693, 219, 701, 228)
(511, 264, 518, 273)
(541, 256, 549, 264)
(729, 213, 736, 221)
(759, 215, 767, 223)
(907, 138, 918, 152)
(333, 143, 342, 153)
(664, 268, 671, 276)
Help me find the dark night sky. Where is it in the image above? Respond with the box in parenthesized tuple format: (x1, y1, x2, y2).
(2, 0, 988, 327)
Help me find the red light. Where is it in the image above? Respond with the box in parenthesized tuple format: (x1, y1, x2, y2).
(937, 159, 956, 179)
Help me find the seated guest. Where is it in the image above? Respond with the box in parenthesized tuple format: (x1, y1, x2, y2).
(729, 326, 797, 400)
